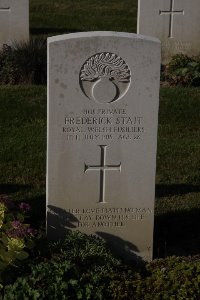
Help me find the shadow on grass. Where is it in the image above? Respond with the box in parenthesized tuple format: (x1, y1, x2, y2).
(0, 184, 31, 194)
(28, 195, 46, 228)
(30, 28, 83, 35)
(156, 184, 200, 198)
(154, 208, 200, 258)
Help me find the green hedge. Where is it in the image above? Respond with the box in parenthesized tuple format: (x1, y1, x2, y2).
(2, 232, 200, 300)
(0, 38, 46, 85)
(162, 54, 200, 87)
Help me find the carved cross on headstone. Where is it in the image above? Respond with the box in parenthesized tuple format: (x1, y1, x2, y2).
(159, 0, 184, 38)
(84, 145, 121, 203)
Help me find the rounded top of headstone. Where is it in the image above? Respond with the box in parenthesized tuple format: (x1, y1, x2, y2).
(47, 31, 161, 44)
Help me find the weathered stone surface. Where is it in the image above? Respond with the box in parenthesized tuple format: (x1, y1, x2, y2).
(137, 0, 200, 63)
(0, 0, 29, 48)
(47, 32, 160, 262)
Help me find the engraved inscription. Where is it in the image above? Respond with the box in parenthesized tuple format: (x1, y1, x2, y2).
(159, 0, 184, 38)
(80, 53, 131, 104)
(62, 108, 145, 142)
(162, 41, 191, 52)
(64, 207, 153, 228)
(84, 145, 121, 203)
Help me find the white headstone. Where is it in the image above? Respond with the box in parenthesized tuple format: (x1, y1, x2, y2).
(47, 32, 160, 262)
(0, 0, 29, 48)
(137, 0, 200, 63)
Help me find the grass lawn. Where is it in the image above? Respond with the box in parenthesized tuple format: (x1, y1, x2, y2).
(0, 86, 200, 258)
(0, 86, 46, 227)
(29, 0, 137, 36)
(155, 87, 200, 258)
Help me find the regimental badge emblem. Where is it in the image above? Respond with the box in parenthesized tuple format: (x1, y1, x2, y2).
(79, 52, 131, 104)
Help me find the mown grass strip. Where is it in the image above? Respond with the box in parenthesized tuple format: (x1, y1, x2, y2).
(29, 0, 137, 35)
